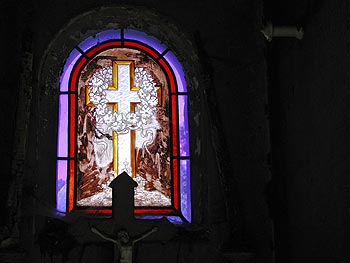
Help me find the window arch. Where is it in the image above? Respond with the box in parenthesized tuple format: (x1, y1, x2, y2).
(56, 29, 191, 223)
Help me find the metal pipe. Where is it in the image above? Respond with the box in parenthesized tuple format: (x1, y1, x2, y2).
(261, 22, 304, 41)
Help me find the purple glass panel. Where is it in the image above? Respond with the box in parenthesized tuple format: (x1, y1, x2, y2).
(124, 29, 167, 54)
(178, 95, 190, 157)
(78, 36, 98, 52)
(60, 49, 81, 92)
(135, 215, 183, 224)
(78, 29, 121, 52)
(167, 216, 184, 224)
(180, 159, 191, 222)
(57, 95, 68, 157)
(56, 160, 67, 212)
(96, 29, 121, 43)
(164, 51, 187, 92)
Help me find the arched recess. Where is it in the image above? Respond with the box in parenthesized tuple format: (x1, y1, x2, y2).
(37, 6, 210, 225)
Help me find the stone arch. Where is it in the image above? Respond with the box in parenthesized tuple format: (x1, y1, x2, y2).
(36, 5, 213, 224)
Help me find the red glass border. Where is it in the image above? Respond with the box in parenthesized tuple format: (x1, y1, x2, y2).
(124, 41, 159, 60)
(68, 160, 75, 212)
(159, 59, 176, 93)
(70, 58, 86, 92)
(171, 95, 178, 156)
(172, 159, 179, 210)
(69, 94, 75, 158)
(85, 41, 122, 57)
(77, 208, 176, 215)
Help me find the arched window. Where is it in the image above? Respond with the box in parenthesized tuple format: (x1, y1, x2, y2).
(56, 29, 191, 223)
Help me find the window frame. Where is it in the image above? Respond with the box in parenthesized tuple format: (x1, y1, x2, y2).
(56, 29, 191, 224)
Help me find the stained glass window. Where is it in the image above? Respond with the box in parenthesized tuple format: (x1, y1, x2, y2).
(56, 29, 191, 223)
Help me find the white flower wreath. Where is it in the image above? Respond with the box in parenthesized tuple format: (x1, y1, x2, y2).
(88, 66, 159, 136)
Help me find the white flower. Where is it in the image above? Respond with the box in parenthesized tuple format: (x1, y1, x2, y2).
(95, 103, 108, 116)
(125, 112, 140, 128)
(89, 66, 160, 134)
(111, 113, 126, 132)
(137, 105, 152, 120)
(149, 96, 158, 107)
(102, 111, 113, 124)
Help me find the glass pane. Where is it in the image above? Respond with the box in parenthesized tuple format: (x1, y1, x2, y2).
(57, 94, 68, 157)
(78, 36, 98, 52)
(167, 216, 184, 224)
(69, 94, 75, 158)
(135, 215, 183, 224)
(180, 159, 191, 222)
(75, 48, 172, 208)
(164, 51, 187, 92)
(59, 31, 191, 220)
(78, 29, 122, 52)
(124, 29, 167, 54)
(171, 95, 178, 156)
(56, 160, 67, 212)
(135, 215, 163, 220)
(68, 160, 75, 212)
(96, 29, 121, 43)
(178, 95, 190, 157)
(60, 49, 81, 92)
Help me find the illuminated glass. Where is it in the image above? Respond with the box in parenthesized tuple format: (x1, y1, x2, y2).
(57, 95, 68, 157)
(56, 160, 67, 212)
(56, 29, 191, 223)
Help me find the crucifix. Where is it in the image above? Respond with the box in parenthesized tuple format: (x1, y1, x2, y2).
(86, 61, 140, 177)
(37, 172, 176, 262)
(91, 226, 158, 263)
(90, 172, 176, 263)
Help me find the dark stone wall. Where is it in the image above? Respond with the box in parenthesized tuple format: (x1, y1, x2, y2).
(4, 1, 350, 262)
(0, 0, 274, 262)
(0, 1, 21, 226)
(265, 0, 350, 262)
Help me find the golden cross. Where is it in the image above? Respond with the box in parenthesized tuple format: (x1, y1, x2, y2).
(86, 61, 140, 177)
(86, 60, 162, 178)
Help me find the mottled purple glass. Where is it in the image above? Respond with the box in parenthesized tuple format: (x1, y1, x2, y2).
(60, 49, 81, 92)
(57, 95, 68, 157)
(124, 29, 167, 54)
(180, 159, 191, 222)
(56, 160, 67, 212)
(164, 51, 187, 92)
(78, 36, 98, 52)
(178, 95, 190, 157)
(135, 215, 184, 224)
(96, 29, 121, 43)
(167, 216, 184, 224)
(78, 30, 121, 52)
